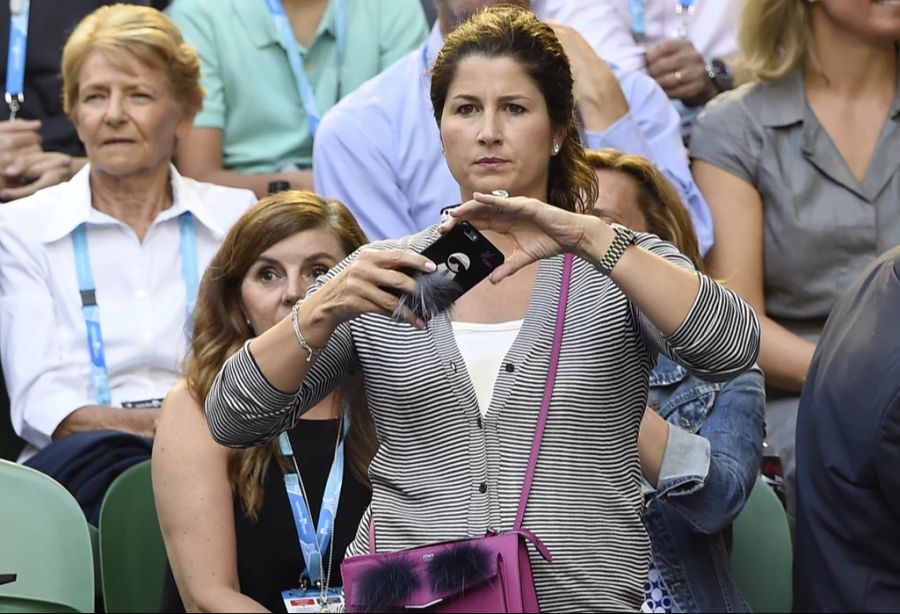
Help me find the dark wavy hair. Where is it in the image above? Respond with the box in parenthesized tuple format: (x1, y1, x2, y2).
(186, 190, 376, 520)
(429, 4, 598, 213)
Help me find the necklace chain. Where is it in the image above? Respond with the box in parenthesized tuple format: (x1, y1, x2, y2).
(290, 413, 344, 609)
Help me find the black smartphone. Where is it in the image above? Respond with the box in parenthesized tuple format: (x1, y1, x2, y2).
(395, 221, 505, 320)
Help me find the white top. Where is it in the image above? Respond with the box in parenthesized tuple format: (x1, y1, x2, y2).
(451, 319, 523, 417)
(0, 165, 255, 457)
(579, 0, 745, 73)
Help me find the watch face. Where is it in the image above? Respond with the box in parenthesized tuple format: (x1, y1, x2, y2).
(709, 57, 734, 92)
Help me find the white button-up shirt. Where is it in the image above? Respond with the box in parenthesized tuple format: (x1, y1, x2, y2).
(0, 165, 255, 457)
(572, 0, 745, 74)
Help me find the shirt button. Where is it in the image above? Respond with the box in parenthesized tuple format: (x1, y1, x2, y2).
(479, 482, 487, 494)
(505, 362, 515, 373)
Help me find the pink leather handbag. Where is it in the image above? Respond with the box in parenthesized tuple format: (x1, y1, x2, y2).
(340, 254, 574, 613)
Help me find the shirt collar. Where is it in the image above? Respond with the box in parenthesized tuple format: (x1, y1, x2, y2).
(39, 164, 230, 243)
(240, 0, 336, 50)
(756, 68, 806, 128)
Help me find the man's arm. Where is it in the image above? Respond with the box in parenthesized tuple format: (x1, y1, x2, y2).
(548, 22, 715, 254)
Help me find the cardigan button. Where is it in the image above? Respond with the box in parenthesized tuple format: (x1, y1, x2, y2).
(505, 362, 515, 373)
(479, 482, 488, 494)
(477, 415, 483, 429)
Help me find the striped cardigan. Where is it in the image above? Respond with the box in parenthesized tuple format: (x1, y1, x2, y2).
(206, 226, 759, 612)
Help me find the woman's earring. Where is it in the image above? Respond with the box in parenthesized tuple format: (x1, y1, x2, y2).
(552, 143, 561, 155)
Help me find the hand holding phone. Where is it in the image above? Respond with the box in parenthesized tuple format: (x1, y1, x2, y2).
(393, 221, 504, 321)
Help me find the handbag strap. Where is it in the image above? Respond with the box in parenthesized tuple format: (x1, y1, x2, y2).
(514, 253, 573, 530)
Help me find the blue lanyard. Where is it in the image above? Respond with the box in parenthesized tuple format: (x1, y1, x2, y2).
(629, 0, 695, 42)
(70, 212, 199, 405)
(629, 0, 647, 43)
(279, 413, 348, 586)
(674, 0, 694, 39)
(5, 0, 30, 119)
(264, 0, 347, 137)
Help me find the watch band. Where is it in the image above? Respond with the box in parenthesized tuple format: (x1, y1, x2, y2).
(598, 224, 636, 275)
(705, 57, 733, 93)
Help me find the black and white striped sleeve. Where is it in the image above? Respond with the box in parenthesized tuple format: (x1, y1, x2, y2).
(204, 341, 300, 447)
(629, 233, 761, 382)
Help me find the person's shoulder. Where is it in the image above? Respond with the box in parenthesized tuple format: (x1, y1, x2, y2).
(161, 380, 199, 413)
(321, 48, 422, 124)
(166, 0, 220, 18)
(0, 177, 78, 235)
(180, 175, 256, 208)
(699, 82, 762, 122)
(323, 48, 424, 115)
(353, 0, 425, 19)
(177, 175, 256, 228)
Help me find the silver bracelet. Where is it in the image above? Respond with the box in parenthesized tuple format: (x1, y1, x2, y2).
(290, 299, 325, 363)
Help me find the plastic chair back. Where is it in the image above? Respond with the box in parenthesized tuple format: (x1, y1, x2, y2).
(731, 475, 793, 613)
(98, 459, 167, 613)
(0, 459, 95, 613)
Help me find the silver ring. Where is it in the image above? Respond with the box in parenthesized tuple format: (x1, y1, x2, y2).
(491, 189, 509, 198)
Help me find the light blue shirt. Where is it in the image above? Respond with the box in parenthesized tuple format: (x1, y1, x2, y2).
(313, 16, 714, 254)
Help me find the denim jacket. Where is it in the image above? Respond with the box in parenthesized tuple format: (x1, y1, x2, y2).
(644, 356, 765, 613)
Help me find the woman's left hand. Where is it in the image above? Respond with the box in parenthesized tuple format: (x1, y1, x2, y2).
(442, 191, 602, 282)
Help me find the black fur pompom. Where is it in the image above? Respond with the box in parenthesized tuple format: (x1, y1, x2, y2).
(426, 541, 493, 594)
(392, 270, 462, 322)
(355, 554, 418, 613)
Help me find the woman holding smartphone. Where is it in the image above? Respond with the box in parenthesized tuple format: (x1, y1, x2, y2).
(152, 192, 376, 612)
(203, 6, 760, 611)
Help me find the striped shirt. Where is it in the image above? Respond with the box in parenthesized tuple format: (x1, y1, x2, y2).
(205, 226, 759, 611)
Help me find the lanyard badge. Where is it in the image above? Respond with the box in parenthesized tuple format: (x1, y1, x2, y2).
(279, 412, 349, 611)
(5, 0, 31, 119)
(281, 588, 344, 613)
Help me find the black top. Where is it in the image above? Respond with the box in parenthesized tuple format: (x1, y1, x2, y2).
(793, 246, 900, 612)
(0, 1, 170, 156)
(159, 418, 371, 612)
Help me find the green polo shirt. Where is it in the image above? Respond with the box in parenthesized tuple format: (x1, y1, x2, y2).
(169, 0, 428, 172)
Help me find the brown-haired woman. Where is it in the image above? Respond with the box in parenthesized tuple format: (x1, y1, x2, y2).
(152, 191, 376, 612)
(203, 6, 760, 610)
(587, 148, 765, 613)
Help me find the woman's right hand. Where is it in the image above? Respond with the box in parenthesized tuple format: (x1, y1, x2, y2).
(303, 248, 437, 340)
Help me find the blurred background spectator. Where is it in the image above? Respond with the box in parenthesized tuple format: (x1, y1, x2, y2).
(167, 0, 428, 197)
(0, 4, 254, 522)
(689, 0, 900, 513)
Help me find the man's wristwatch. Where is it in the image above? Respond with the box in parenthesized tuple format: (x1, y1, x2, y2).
(598, 224, 636, 275)
(705, 57, 734, 93)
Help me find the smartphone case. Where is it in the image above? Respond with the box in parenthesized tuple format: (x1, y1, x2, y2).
(394, 222, 505, 321)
